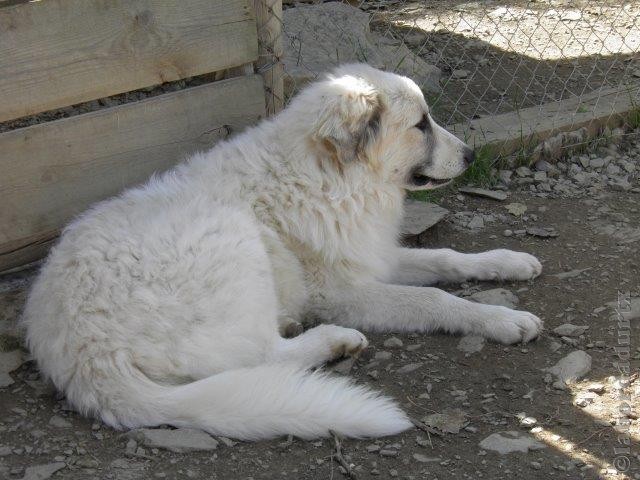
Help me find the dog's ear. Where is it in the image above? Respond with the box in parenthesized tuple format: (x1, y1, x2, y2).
(312, 76, 383, 167)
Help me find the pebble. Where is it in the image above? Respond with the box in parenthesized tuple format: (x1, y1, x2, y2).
(526, 226, 559, 238)
(552, 324, 588, 337)
(468, 288, 519, 309)
(457, 335, 486, 354)
(127, 428, 219, 453)
(479, 431, 546, 454)
(396, 362, 423, 374)
(48, 415, 72, 429)
(21, 463, 66, 480)
(374, 351, 392, 360)
(452, 69, 470, 79)
(587, 383, 606, 394)
(383, 337, 403, 348)
(467, 215, 485, 229)
(413, 453, 442, 463)
(422, 409, 468, 434)
(458, 186, 508, 201)
(575, 392, 597, 407)
(379, 449, 399, 457)
(0, 350, 24, 388)
(545, 350, 592, 384)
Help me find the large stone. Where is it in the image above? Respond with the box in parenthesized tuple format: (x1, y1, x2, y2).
(283, 3, 440, 97)
(479, 431, 545, 454)
(401, 200, 449, 236)
(127, 428, 219, 453)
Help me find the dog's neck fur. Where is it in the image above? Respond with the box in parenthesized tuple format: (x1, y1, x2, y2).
(181, 112, 405, 282)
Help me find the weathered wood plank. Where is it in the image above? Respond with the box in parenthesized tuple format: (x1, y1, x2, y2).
(253, 0, 284, 116)
(0, 0, 258, 122)
(0, 75, 265, 272)
(449, 82, 640, 156)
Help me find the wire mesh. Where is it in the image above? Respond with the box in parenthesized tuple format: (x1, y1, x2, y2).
(271, 0, 640, 149)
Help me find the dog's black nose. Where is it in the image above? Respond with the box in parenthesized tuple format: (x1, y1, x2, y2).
(463, 148, 476, 166)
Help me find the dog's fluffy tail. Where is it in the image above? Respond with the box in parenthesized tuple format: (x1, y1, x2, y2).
(88, 363, 412, 440)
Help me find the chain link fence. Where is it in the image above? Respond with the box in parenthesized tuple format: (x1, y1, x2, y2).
(269, 0, 640, 158)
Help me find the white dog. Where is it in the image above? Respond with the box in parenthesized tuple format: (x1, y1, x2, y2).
(22, 64, 542, 441)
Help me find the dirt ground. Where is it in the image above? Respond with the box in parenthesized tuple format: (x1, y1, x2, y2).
(1, 132, 639, 479)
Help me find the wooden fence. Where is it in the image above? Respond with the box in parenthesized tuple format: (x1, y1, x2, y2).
(0, 0, 283, 273)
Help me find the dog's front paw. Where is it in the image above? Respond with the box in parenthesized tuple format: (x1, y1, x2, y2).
(480, 306, 543, 344)
(480, 250, 542, 281)
(315, 324, 369, 359)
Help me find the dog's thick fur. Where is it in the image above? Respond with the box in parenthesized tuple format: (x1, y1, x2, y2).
(22, 64, 543, 440)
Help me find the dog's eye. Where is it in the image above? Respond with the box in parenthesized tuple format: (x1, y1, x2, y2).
(415, 114, 430, 132)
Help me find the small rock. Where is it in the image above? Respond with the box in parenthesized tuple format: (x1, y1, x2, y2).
(575, 392, 597, 407)
(48, 416, 72, 429)
(218, 436, 237, 448)
(21, 463, 66, 480)
(396, 362, 423, 374)
(498, 170, 513, 184)
(413, 453, 442, 463)
(515, 166, 532, 177)
(505, 202, 527, 216)
(552, 324, 588, 337)
(544, 350, 592, 384)
(383, 337, 403, 348)
(587, 383, 606, 394)
(561, 10, 581, 21)
(402, 201, 449, 236)
(452, 69, 470, 79)
(458, 186, 508, 201)
(503, 229, 513, 237)
(526, 227, 559, 238)
(479, 431, 546, 454)
(551, 268, 590, 279)
(128, 428, 219, 453)
(467, 215, 484, 229)
(374, 351, 392, 361)
(379, 449, 399, 457)
(610, 177, 632, 192)
(457, 335, 485, 354)
(468, 288, 519, 309)
(548, 340, 562, 352)
(331, 357, 354, 375)
(422, 409, 468, 434)
(0, 350, 24, 388)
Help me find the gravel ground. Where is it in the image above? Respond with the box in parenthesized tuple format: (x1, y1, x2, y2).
(1, 134, 639, 480)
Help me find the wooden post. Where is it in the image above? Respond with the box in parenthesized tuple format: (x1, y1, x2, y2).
(253, 0, 284, 116)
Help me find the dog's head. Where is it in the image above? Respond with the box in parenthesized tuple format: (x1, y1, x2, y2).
(290, 64, 474, 190)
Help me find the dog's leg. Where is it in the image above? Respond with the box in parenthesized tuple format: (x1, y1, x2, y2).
(269, 324, 368, 368)
(312, 282, 542, 344)
(389, 248, 542, 286)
